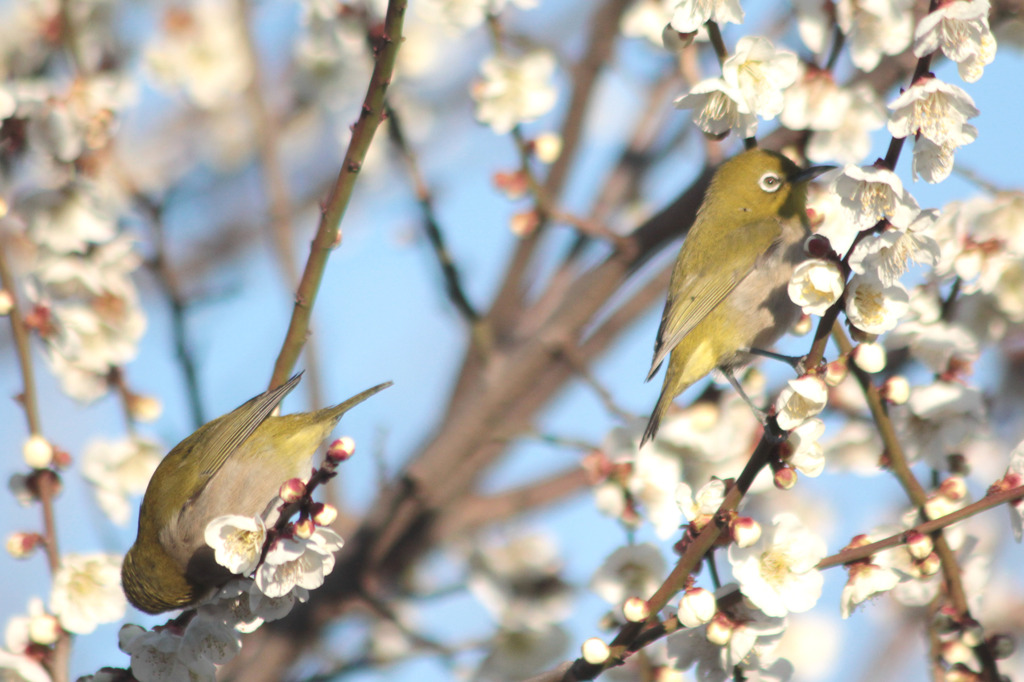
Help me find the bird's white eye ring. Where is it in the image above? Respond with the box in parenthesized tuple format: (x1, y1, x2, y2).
(759, 172, 782, 193)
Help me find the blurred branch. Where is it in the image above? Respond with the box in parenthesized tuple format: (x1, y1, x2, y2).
(0, 238, 41, 436)
(269, 0, 408, 390)
(386, 103, 482, 326)
(137, 194, 206, 428)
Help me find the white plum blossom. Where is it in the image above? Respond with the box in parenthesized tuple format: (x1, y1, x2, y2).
(668, 584, 788, 677)
(788, 259, 844, 316)
(845, 273, 910, 334)
(621, 0, 677, 45)
(836, 0, 914, 71)
(80, 436, 162, 525)
(472, 50, 558, 135)
(728, 513, 826, 617)
(50, 553, 126, 635)
(911, 129, 977, 183)
(886, 286, 979, 373)
(840, 562, 901, 618)
(179, 613, 242, 667)
(467, 532, 571, 629)
(119, 623, 216, 682)
(899, 381, 985, 469)
(670, 0, 744, 33)
(913, 0, 996, 83)
(28, 188, 117, 255)
(590, 543, 666, 606)
(145, 0, 253, 108)
(631, 437, 685, 538)
(476, 623, 570, 680)
(420, 0, 538, 32)
(780, 66, 843, 133)
(791, 0, 831, 53)
(848, 210, 941, 287)
(205, 515, 267, 576)
(675, 77, 757, 138)
(888, 77, 979, 148)
(805, 84, 887, 165)
(676, 478, 727, 524)
(784, 418, 826, 477)
(721, 37, 798, 120)
(775, 376, 828, 431)
(833, 165, 921, 231)
(254, 527, 343, 598)
(678, 587, 717, 627)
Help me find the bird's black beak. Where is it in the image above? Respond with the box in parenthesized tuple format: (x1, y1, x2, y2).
(792, 165, 836, 183)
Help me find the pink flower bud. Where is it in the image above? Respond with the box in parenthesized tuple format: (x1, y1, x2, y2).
(677, 588, 716, 628)
(705, 612, 733, 646)
(881, 376, 910, 405)
(917, 552, 941, 576)
(279, 478, 306, 503)
(312, 502, 338, 527)
(293, 518, 315, 539)
(23, 435, 53, 469)
(905, 530, 933, 560)
(622, 597, 650, 623)
(823, 356, 849, 386)
(0, 289, 13, 316)
(939, 476, 968, 501)
(29, 613, 61, 646)
(6, 532, 41, 559)
(731, 517, 762, 548)
(327, 437, 356, 462)
(581, 637, 609, 665)
(773, 466, 797, 490)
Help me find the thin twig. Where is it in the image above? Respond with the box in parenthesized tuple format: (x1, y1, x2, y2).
(269, 0, 408, 389)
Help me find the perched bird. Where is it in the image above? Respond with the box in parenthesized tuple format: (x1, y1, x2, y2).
(122, 374, 391, 614)
(642, 148, 831, 447)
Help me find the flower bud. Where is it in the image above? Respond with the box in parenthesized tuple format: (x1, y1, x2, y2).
(823, 356, 849, 386)
(29, 612, 61, 645)
(312, 502, 338, 527)
(940, 640, 973, 666)
(705, 613, 733, 646)
(773, 466, 797, 490)
(279, 478, 306, 503)
(731, 517, 761, 548)
(939, 476, 968, 501)
(533, 133, 563, 164)
(6, 532, 41, 559)
(924, 494, 957, 521)
(918, 552, 941, 576)
(493, 170, 529, 200)
(792, 314, 813, 336)
(881, 376, 910, 405)
(128, 394, 163, 422)
(510, 210, 540, 237)
(852, 342, 886, 373)
(327, 437, 356, 462)
(293, 518, 315, 539)
(677, 588, 716, 628)
(905, 530, 933, 560)
(0, 289, 13, 316)
(623, 597, 650, 623)
(961, 620, 984, 647)
(581, 637, 609, 665)
(23, 435, 54, 469)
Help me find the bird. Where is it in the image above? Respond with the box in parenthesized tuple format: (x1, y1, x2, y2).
(641, 148, 832, 447)
(121, 373, 391, 614)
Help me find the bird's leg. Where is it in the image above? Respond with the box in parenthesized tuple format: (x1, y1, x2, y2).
(722, 367, 766, 420)
(748, 347, 806, 375)
(723, 367, 787, 443)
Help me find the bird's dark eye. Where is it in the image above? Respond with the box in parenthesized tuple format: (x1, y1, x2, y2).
(759, 172, 782, 193)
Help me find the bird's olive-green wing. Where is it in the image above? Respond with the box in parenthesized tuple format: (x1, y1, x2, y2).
(647, 219, 783, 380)
(188, 373, 303, 481)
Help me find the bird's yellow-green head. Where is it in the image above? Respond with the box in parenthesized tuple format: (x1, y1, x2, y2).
(699, 148, 830, 227)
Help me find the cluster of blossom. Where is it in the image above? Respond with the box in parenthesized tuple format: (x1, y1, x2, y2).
(581, 0, 1018, 679)
(463, 531, 573, 678)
